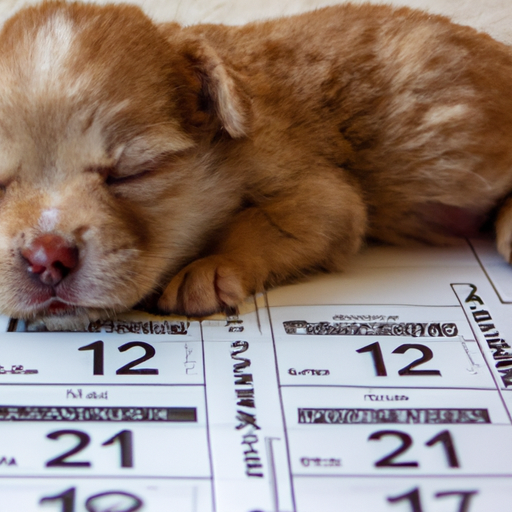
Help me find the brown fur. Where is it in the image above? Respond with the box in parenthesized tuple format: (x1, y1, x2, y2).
(1, 1, 512, 329)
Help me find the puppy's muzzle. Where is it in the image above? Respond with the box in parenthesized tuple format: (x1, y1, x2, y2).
(21, 234, 79, 287)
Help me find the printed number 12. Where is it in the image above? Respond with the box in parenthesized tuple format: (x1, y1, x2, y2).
(78, 340, 159, 375)
(357, 342, 441, 377)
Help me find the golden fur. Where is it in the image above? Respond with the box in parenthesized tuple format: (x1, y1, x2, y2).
(1, 1, 512, 329)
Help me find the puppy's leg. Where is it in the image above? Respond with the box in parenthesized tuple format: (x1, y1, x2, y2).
(496, 197, 512, 263)
(158, 171, 367, 316)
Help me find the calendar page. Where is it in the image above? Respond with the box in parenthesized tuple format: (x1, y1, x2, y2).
(1, 237, 511, 512)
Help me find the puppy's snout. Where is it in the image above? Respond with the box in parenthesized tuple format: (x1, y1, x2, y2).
(21, 234, 79, 286)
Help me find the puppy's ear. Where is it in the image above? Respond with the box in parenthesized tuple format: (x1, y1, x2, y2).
(171, 36, 252, 139)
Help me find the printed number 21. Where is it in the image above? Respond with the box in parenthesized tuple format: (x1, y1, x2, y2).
(78, 340, 158, 376)
(370, 429, 460, 468)
(357, 342, 441, 377)
(46, 429, 133, 468)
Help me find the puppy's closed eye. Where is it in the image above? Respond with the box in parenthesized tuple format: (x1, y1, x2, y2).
(104, 150, 182, 188)
(104, 168, 152, 187)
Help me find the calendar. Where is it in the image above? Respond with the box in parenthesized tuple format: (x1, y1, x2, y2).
(1, 237, 511, 511)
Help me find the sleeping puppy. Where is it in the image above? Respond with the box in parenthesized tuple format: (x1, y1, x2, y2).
(0, 1, 512, 330)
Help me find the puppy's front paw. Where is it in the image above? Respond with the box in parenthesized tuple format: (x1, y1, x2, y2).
(158, 256, 249, 316)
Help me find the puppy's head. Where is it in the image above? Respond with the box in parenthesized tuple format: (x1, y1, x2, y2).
(0, 1, 250, 329)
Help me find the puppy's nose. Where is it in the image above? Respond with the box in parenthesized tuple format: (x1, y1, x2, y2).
(21, 234, 79, 286)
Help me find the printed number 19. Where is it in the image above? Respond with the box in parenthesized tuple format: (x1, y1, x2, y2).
(40, 487, 143, 512)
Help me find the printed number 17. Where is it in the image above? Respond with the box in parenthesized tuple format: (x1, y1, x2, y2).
(388, 487, 478, 512)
